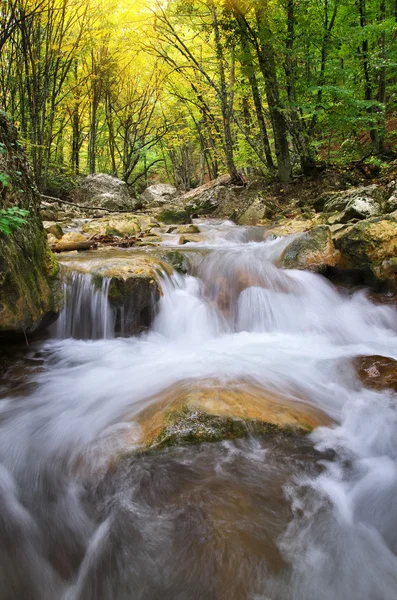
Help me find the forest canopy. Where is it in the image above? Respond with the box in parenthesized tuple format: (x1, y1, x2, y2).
(0, 0, 396, 191)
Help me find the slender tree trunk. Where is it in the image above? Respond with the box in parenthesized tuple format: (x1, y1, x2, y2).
(254, 7, 291, 183)
(209, 1, 241, 184)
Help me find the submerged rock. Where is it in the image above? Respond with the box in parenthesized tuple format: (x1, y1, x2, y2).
(281, 226, 341, 273)
(133, 379, 331, 450)
(354, 355, 397, 392)
(0, 113, 62, 337)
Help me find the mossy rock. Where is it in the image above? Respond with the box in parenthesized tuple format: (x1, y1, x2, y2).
(130, 379, 331, 451)
(281, 225, 341, 273)
(158, 208, 192, 225)
(334, 212, 397, 282)
(0, 113, 62, 338)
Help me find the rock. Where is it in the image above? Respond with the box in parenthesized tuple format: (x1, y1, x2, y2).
(354, 355, 397, 392)
(0, 113, 62, 338)
(333, 212, 397, 282)
(143, 184, 178, 206)
(82, 214, 141, 237)
(181, 175, 235, 216)
(168, 224, 200, 234)
(43, 221, 63, 239)
(264, 219, 316, 238)
(323, 184, 385, 223)
(132, 379, 332, 450)
(281, 226, 341, 273)
(72, 173, 138, 212)
(51, 232, 93, 252)
(157, 207, 192, 225)
(156, 250, 190, 274)
(178, 234, 205, 245)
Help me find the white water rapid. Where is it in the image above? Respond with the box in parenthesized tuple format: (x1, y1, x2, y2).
(1, 222, 397, 599)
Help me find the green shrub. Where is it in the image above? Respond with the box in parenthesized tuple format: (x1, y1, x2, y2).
(0, 207, 29, 234)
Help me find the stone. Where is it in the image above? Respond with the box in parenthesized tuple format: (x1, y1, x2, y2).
(353, 355, 397, 392)
(72, 173, 138, 212)
(131, 379, 332, 450)
(143, 184, 178, 206)
(333, 212, 397, 281)
(43, 221, 63, 239)
(281, 225, 341, 273)
(323, 184, 385, 223)
(82, 214, 141, 237)
(50, 232, 93, 252)
(157, 207, 192, 225)
(264, 219, 316, 238)
(0, 113, 62, 338)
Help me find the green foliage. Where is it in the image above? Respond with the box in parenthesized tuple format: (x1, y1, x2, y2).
(0, 207, 29, 235)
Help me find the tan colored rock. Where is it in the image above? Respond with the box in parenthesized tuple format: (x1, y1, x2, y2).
(43, 221, 63, 239)
(354, 355, 397, 392)
(131, 379, 332, 449)
(82, 214, 141, 237)
(51, 232, 93, 252)
(264, 219, 317, 238)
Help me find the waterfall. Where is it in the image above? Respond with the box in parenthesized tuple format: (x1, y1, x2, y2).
(55, 271, 115, 340)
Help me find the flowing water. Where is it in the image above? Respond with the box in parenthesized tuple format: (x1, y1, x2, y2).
(1, 221, 397, 599)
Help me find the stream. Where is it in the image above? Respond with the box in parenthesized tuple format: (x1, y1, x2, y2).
(1, 220, 397, 599)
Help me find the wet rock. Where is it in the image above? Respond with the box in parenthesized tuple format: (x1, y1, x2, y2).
(354, 355, 397, 392)
(133, 379, 332, 450)
(178, 234, 205, 245)
(143, 183, 178, 206)
(157, 207, 192, 225)
(264, 219, 316, 238)
(281, 226, 341, 273)
(50, 232, 93, 252)
(322, 184, 385, 223)
(0, 113, 62, 338)
(72, 173, 138, 212)
(43, 221, 63, 239)
(333, 212, 397, 283)
(82, 214, 141, 237)
(167, 224, 200, 234)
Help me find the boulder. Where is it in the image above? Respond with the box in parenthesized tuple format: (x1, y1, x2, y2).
(353, 355, 397, 392)
(50, 232, 93, 252)
(43, 221, 63, 239)
(132, 379, 332, 450)
(143, 184, 178, 206)
(333, 212, 397, 282)
(281, 225, 341, 273)
(60, 254, 171, 335)
(0, 113, 62, 338)
(157, 207, 191, 225)
(322, 184, 385, 223)
(73, 173, 138, 212)
(82, 214, 141, 237)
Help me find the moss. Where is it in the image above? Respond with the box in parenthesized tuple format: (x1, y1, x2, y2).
(146, 405, 311, 451)
(158, 208, 192, 224)
(0, 114, 62, 336)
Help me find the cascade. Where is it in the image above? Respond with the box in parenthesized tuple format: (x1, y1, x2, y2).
(1, 222, 397, 599)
